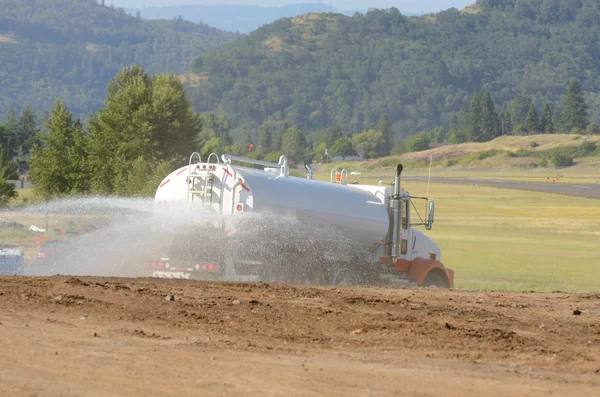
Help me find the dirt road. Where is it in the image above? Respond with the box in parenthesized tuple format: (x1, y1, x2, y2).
(1, 277, 598, 396)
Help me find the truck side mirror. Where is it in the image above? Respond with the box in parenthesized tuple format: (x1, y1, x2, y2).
(425, 201, 435, 231)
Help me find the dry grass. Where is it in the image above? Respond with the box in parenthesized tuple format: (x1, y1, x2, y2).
(178, 73, 209, 88)
(316, 134, 600, 181)
(461, 3, 482, 14)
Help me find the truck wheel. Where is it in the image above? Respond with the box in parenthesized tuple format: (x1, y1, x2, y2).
(422, 272, 448, 289)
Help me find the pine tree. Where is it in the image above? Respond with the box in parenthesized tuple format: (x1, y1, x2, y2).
(29, 100, 89, 198)
(500, 103, 512, 136)
(87, 67, 198, 194)
(3, 109, 18, 156)
(523, 103, 541, 133)
(562, 79, 589, 131)
(377, 115, 392, 155)
(258, 123, 271, 153)
(541, 103, 554, 134)
(479, 91, 500, 141)
(17, 105, 38, 152)
(469, 92, 484, 142)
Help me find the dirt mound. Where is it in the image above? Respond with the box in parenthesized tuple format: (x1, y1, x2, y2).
(0, 277, 598, 396)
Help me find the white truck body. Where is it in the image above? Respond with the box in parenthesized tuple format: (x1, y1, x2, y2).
(152, 153, 452, 287)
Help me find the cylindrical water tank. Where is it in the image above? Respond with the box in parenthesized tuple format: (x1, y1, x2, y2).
(155, 163, 391, 250)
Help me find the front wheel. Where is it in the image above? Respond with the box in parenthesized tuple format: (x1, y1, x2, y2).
(421, 272, 449, 288)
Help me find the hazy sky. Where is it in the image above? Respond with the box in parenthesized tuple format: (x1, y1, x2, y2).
(111, 1, 474, 13)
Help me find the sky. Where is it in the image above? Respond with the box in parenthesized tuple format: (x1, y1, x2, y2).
(111, 1, 475, 14)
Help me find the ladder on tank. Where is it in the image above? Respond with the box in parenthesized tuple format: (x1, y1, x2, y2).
(187, 152, 222, 209)
(330, 168, 348, 184)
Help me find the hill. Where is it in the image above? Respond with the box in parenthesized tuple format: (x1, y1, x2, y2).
(127, 3, 367, 34)
(186, 0, 600, 140)
(0, 0, 236, 116)
(315, 134, 600, 176)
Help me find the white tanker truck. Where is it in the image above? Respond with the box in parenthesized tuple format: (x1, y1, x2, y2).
(150, 152, 454, 288)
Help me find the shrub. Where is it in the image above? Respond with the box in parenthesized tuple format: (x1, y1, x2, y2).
(539, 157, 548, 167)
(515, 147, 533, 157)
(406, 132, 431, 152)
(585, 123, 600, 135)
(550, 150, 574, 167)
(530, 141, 539, 148)
(580, 141, 597, 154)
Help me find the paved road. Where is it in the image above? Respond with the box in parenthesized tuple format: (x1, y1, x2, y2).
(402, 176, 600, 200)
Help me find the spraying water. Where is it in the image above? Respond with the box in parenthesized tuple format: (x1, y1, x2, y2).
(2, 196, 369, 284)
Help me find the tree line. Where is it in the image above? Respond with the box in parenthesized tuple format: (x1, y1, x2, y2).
(4, 65, 396, 202)
(404, 79, 596, 152)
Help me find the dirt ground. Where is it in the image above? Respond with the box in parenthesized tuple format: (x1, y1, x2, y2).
(0, 277, 598, 397)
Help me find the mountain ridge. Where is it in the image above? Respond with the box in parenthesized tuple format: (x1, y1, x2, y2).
(0, 0, 236, 117)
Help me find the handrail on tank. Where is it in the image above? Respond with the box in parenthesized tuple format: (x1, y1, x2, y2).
(221, 154, 289, 178)
(189, 152, 202, 167)
(330, 168, 348, 183)
(207, 152, 220, 164)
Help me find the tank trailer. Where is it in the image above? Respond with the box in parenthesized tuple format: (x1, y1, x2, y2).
(150, 152, 453, 288)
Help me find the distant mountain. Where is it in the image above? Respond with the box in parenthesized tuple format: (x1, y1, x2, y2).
(127, 3, 370, 33)
(0, 0, 236, 117)
(185, 1, 600, 139)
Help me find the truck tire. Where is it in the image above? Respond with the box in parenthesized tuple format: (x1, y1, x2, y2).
(422, 271, 449, 289)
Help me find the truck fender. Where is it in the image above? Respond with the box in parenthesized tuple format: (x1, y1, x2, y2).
(408, 257, 454, 289)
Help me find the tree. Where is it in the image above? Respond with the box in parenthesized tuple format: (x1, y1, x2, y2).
(258, 123, 271, 154)
(17, 105, 39, 152)
(541, 103, 553, 134)
(406, 132, 431, 152)
(328, 125, 343, 144)
(29, 100, 89, 198)
(197, 113, 231, 147)
(468, 92, 484, 142)
(562, 79, 589, 131)
(281, 127, 306, 162)
(500, 103, 512, 136)
(523, 103, 541, 133)
(87, 67, 199, 194)
(331, 137, 356, 160)
(0, 163, 17, 207)
(509, 96, 532, 126)
(377, 114, 392, 156)
(479, 91, 500, 141)
(351, 129, 384, 158)
(3, 109, 18, 159)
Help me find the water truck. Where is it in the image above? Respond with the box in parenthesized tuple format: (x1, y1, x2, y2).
(151, 152, 453, 288)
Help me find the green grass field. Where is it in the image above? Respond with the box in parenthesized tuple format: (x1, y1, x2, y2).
(395, 181, 599, 292)
(313, 171, 599, 292)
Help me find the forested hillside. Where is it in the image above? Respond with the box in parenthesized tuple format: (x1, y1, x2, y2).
(0, 0, 236, 116)
(187, 0, 600, 140)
